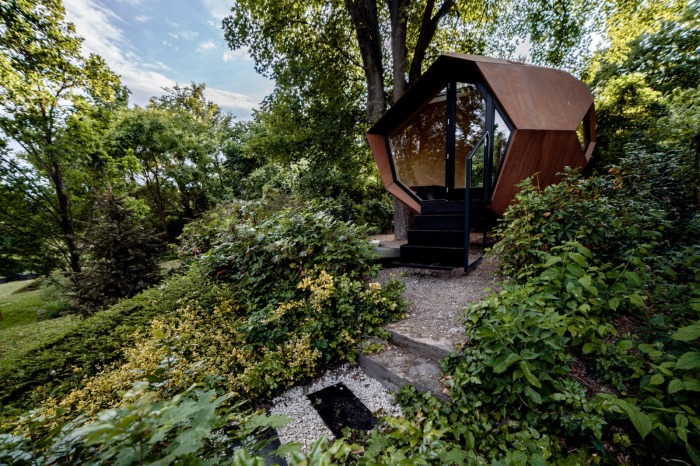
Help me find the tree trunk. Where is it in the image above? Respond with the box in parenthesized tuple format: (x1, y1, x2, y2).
(387, 0, 409, 102)
(51, 161, 81, 273)
(346, 0, 386, 124)
(409, 0, 454, 84)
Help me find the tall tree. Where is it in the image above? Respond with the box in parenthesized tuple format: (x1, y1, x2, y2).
(0, 0, 121, 273)
(110, 84, 236, 239)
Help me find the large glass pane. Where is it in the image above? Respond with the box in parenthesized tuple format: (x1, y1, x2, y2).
(389, 87, 447, 196)
(492, 108, 511, 186)
(468, 136, 487, 189)
(454, 83, 486, 189)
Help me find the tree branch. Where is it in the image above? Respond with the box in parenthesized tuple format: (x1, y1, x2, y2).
(409, 0, 454, 84)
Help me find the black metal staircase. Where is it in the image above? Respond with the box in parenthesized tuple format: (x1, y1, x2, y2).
(398, 199, 493, 269)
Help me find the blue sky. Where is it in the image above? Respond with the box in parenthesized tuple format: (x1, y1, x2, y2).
(63, 0, 273, 119)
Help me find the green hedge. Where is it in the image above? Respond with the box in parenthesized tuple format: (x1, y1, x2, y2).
(0, 273, 216, 421)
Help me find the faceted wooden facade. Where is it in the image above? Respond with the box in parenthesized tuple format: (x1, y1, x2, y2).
(367, 53, 595, 215)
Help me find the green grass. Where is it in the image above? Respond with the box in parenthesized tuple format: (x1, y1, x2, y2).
(0, 280, 79, 369)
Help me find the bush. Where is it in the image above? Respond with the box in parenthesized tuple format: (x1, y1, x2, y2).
(0, 385, 293, 465)
(3, 203, 405, 446)
(72, 192, 164, 315)
(491, 167, 669, 278)
(182, 202, 381, 312)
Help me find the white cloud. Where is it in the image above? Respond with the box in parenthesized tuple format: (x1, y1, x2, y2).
(64, 0, 176, 103)
(62, 0, 262, 116)
(197, 40, 217, 52)
(179, 30, 199, 40)
(134, 14, 150, 22)
(222, 48, 250, 62)
(201, 0, 231, 20)
(142, 61, 174, 72)
(204, 87, 259, 112)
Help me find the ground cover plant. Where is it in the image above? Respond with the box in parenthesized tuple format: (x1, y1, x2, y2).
(0, 202, 405, 464)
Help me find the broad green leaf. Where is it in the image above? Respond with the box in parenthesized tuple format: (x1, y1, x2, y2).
(671, 322, 700, 342)
(519, 361, 542, 388)
(439, 447, 469, 465)
(649, 373, 664, 385)
(616, 399, 652, 439)
(617, 340, 633, 351)
(568, 252, 587, 267)
(629, 294, 645, 307)
(524, 385, 542, 404)
(582, 342, 597, 354)
(492, 353, 521, 374)
(609, 297, 621, 311)
(676, 414, 689, 428)
(676, 352, 700, 371)
(578, 275, 592, 287)
(683, 379, 700, 391)
(544, 256, 562, 267)
(668, 379, 684, 394)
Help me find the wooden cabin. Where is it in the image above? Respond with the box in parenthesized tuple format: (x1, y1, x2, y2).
(367, 54, 595, 269)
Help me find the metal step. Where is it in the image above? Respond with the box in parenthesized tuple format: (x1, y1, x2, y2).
(400, 244, 464, 267)
(407, 229, 465, 247)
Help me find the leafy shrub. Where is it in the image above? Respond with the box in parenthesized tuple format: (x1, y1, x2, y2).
(389, 235, 699, 463)
(0, 384, 293, 465)
(492, 167, 668, 278)
(183, 202, 380, 312)
(3, 204, 405, 448)
(72, 192, 164, 315)
(38, 268, 403, 424)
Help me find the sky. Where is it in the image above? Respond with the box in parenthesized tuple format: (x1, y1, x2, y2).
(63, 0, 273, 119)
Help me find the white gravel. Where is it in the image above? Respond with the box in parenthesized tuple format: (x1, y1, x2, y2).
(270, 363, 402, 451)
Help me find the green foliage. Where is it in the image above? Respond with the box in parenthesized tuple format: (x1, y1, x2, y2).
(0, 0, 123, 274)
(72, 192, 164, 315)
(587, 2, 699, 167)
(0, 384, 297, 466)
(182, 201, 382, 310)
(2, 204, 405, 453)
(0, 272, 217, 422)
(386, 159, 699, 464)
(491, 166, 668, 278)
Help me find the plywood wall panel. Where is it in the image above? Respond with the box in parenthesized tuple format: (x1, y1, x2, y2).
(490, 130, 587, 215)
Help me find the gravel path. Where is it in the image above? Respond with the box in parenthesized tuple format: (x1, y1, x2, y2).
(376, 258, 500, 350)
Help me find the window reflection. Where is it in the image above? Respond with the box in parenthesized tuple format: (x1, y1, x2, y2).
(389, 87, 447, 196)
(454, 83, 486, 189)
(493, 109, 511, 186)
(469, 136, 487, 189)
(387, 82, 511, 201)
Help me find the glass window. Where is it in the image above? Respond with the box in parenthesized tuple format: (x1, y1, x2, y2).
(454, 83, 486, 189)
(492, 108, 511, 186)
(576, 117, 589, 150)
(468, 136, 487, 189)
(389, 87, 447, 192)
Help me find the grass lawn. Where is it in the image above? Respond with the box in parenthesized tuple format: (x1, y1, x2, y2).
(0, 280, 80, 369)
